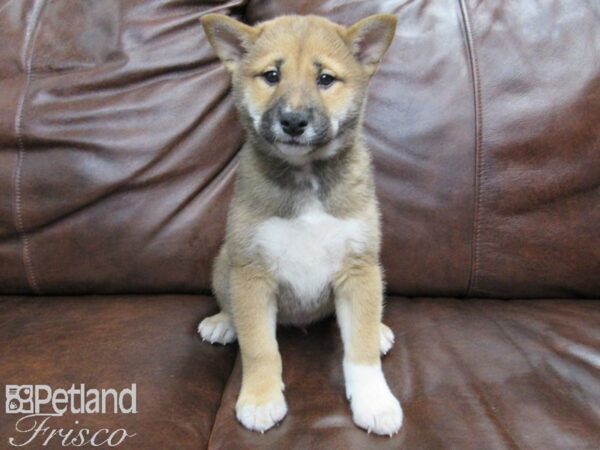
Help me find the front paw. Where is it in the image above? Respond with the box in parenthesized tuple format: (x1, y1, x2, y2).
(235, 390, 287, 433)
(345, 362, 403, 436)
(350, 388, 403, 436)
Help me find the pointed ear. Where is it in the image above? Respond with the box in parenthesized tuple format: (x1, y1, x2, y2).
(200, 14, 258, 71)
(345, 14, 397, 76)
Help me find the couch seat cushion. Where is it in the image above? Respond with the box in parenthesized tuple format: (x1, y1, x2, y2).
(0, 295, 235, 450)
(209, 298, 600, 449)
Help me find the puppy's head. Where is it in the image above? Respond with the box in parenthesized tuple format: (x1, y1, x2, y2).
(201, 14, 396, 163)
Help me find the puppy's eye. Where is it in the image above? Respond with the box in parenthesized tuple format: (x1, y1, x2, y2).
(317, 73, 336, 88)
(262, 70, 280, 85)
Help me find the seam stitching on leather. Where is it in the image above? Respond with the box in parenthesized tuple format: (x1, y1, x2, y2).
(13, 0, 45, 294)
(459, 0, 484, 297)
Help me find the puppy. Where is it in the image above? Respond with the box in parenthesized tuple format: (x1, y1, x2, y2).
(198, 13, 402, 436)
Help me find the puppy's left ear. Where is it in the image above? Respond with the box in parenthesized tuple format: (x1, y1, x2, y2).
(345, 14, 397, 76)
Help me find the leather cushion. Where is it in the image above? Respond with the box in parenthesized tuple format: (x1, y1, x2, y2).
(0, 0, 598, 298)
(209, 297, 600, 449)
(0, 295, 236, 450)
(0, 0, 247, 294)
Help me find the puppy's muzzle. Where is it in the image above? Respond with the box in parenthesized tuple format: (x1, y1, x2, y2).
(279, 110, 309, 137)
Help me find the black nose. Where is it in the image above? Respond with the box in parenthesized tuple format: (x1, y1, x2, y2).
(280, 111, 309, 137)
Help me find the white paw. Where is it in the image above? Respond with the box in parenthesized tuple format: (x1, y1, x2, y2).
(380, 323, 395, 355)
(197, 313, 236, 345)
(236, 393, 288, 433)
(344, 362, 403, 436)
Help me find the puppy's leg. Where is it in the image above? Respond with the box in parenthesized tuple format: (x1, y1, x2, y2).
(335, 263, 403, 436)
(231, 265, 286, 433)
(198, 246, 237, 344)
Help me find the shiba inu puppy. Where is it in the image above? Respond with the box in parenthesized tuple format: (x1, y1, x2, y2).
(198, 13, 402, 436)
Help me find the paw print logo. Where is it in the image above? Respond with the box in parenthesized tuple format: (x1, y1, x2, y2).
(5, 385, 34, 414)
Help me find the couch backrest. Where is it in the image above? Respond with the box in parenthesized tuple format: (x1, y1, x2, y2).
(0, 0, 598, 297)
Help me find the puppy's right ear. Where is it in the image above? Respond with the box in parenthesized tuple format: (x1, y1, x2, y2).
(201, 14, 258, 72)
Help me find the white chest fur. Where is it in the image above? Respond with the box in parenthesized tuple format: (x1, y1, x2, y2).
(252, 200, 367, 302)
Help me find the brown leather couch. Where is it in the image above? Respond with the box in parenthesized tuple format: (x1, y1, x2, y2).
(1, 1, 599, 449)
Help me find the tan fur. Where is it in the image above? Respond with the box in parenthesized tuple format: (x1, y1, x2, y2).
(334, 262, 383, 365)
(229, 265, 283, 402)
(238, 17, 367, 129)
(198, 13, 399, 434)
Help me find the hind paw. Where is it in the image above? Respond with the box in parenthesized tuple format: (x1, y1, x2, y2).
(198, 312, 236, 345)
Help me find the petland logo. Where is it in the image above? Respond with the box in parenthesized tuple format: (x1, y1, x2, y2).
(4, 384, 137, 447)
